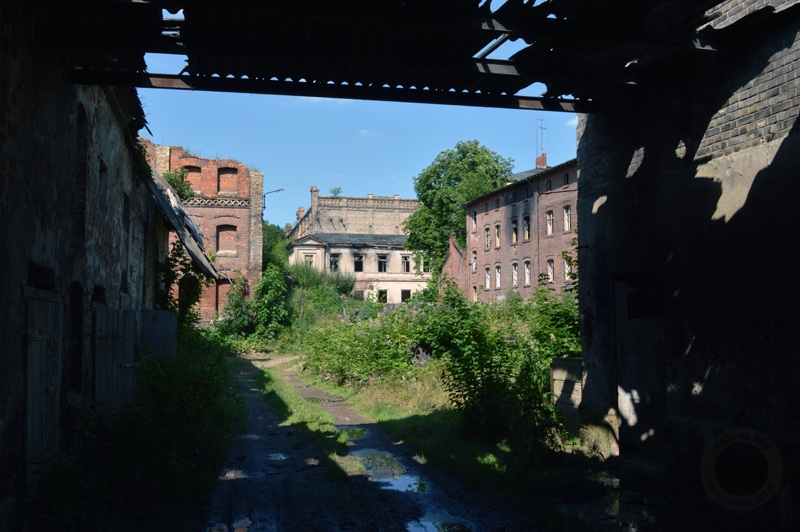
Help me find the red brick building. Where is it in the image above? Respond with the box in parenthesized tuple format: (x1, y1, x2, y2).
(144, 141, 263, 323)
(442, 156, 577, 302)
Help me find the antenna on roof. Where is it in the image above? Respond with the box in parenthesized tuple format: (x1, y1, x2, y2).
(534, 118, 546, 158)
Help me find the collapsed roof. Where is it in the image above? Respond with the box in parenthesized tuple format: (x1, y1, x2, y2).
(39, 1, 799, 112)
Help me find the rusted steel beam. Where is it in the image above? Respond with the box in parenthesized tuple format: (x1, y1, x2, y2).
(69, 71, 595, 113)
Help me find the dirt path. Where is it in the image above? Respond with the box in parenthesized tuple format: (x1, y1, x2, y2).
(201, 354, 535, 532)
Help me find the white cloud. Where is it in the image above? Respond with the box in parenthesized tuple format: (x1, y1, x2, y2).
(359, 129, 379, 137)
(565, 115, 578, 127)
(331, 173, 343, 180)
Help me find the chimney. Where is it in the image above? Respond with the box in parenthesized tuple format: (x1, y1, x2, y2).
(310, 186, 319, 214)
(296, 206, 305, 221)
(536, 152, 547, 169)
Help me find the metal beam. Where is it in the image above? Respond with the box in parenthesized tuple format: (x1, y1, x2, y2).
(69, 71, 594, 113)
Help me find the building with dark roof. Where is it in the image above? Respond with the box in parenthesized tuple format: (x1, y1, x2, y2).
(442, 155, 578, 302)
(288, 187, 429, 302)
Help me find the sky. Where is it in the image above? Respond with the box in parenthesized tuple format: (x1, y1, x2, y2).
(139, 35, 578, 229)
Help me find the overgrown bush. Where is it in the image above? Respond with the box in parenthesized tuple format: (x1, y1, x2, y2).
(156, 240, 209, 328)
(31, 327, 245, 532)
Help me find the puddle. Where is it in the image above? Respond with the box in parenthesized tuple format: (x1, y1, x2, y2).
(350, 448, 428, 493)
(407, 513, 472, 532)
(267, 452, 290, 461)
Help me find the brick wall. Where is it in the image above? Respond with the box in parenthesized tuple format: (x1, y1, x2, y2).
(576, 0, 800, 483)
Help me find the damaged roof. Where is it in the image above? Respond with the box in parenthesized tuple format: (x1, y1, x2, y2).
(37, 0, 799, 112)
(289, 233, 408, 249)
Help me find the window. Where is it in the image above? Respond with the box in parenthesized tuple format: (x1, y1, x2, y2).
(546, 211, 554, 236)
(329, 254, 340, 272)
(495, 224, 501, 248)
(512, 263, 519, 287)
(546, 259, 554, 283)
(377, 290, 388, 303)
(353, 254, 363, 272)
(512, 191, 517, 203)
(546, 180, 552, 191)
(401, 289, 412, 302)
(495, 198, 500, 210)
(304, 254, 314, 266)
(563, 205, 572, 232)
(471, 250, 477, 273)
(524, 261, 531, 286)
(511, 219, 518, 244)
(217, 167, 238, 194)
(401, 255, 411, 273)
(495, 266, 501, 290)
(484, 227, 491, 251)
(564, 173, 570, 186)
(524, 216, 531, 240)
(216, 225, 237, 254)
(564, 259, 572, 280)
(471, 211, 477, 232)
(485, 267, 491, 289)
(378, 254, 388, 272)
(473, 286, 478, 302)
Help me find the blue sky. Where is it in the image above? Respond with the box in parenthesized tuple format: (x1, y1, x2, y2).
(140, 46, 578, 229)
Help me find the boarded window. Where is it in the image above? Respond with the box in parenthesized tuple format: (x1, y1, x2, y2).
(218, 167, 238, 195)
(217, 225, 237, 253)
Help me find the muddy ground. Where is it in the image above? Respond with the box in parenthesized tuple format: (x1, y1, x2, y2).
(201, 354, 776, 532)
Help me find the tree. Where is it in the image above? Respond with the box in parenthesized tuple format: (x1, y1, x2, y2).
(402, 140, 513, 273)
(329, 186, 342, 197)
(262, 220, 289, 269)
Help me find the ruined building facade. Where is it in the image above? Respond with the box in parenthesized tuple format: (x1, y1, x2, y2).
(145, 142, 264, 323)
(287, 187, 429, 302)
(442, 157, 578, 302)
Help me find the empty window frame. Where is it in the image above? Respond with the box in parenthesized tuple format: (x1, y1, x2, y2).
(377, 290, 388, 303)
(378, 254, 388, 272)
(353, 253, 363, 272)
(564, 259, 572, 280)
(511, 218, 518, 244)
(563, 205, 572, 232)
(471, 250, 477, 273)
(495, 198, 500, 210)
(523, 215, 531, 240)
(546, 180, 552, 191)
(512, 262, 519, 287)
(495, 224, 501, 248)
(485, 267, 491, 289)
(495, 265, 501, 290)
(471, 211, 477, 232)
(564, 173, 570, 186)
(524, 261, 531, 286)
(473, 285, 478, 302)
(401, 289, 412, 302)
(546, 259, 555, 283)
(304, 254, 314, 266)
(329, 254, 340, 272)
(401, 255, 411, 273)
(484, 227, 491, 251)
(546, 211, 554, 236)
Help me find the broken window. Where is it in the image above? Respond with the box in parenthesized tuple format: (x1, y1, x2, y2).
(377, 290, 388, 303)
(524, 261, 531, 286)
(546, 211, 553, 236)
(484, 227, 491, 251)
(512, 218, 518, 244)
(546, 259, 554, 283)
(524, 215, 531, 240)
(401, 289, 411, 302)
(512, 262, 518, 287)
(495, 265, 501, 290)
(329, 254, 340, 272)
(353, 254, 363, 272)
(304, 254, 314, 266)
(495, 224, 501, 248)
(401, 255, 411, 273)
(563, 205, 572, 232)
(378, 254, 388, 272)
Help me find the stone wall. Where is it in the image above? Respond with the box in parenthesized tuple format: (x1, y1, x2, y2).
(0, 4, 168, 527)
(576, 0, 800, 485)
